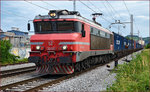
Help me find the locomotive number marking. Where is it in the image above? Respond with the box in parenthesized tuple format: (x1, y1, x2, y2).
(47, 47, 56, 50)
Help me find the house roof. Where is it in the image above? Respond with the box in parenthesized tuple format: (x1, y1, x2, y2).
(7, 30, 28, 36)
(0, 34, 12, 39)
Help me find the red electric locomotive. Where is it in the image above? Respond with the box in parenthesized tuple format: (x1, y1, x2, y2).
(28, 10, 114, 74)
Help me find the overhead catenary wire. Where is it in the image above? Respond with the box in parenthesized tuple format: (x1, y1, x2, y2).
(122, 0, 140, 33)
(24, 0, 49, 11)
(122, 0, 131, 16)
(101, 1, 116, 21)
(103, 1, 118, 20)
(79, 0, 120, 31)
(87, 0, 103, 12)
(79, 0, 113, 23)
(1, 9, 31, 20)
(105, 0, 124, 20)
(40, 0, 60, 9)
(79, 0, 97, 13)
(87, 0, 116, 21)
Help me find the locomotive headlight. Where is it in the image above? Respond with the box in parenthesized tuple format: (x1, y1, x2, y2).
(36, 46, 41, 50)
(50, 13, 56, 17)
(62, 45, 67, 50)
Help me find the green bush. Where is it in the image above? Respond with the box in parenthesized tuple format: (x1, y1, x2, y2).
(145, 43, 150, 49)
(0, 40, 18, 64)
(107, 49, 150, 91)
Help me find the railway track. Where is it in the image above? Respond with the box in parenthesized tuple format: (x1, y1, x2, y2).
(0, 51, 141, 91)
(0, 66, 36, 78)
(0, 57, 122, 91)
(0, 74, 62, 91)
(0, 63, 101, 92)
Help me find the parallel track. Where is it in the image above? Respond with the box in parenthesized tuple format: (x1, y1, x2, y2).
(0, 66, 36, 78)
(0, 74, 62, 91)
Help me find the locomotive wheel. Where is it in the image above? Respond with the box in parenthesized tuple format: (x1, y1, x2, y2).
(75, 63, 81, 72)
(81, 62, 86, 70)
(85, 60, 90, 69)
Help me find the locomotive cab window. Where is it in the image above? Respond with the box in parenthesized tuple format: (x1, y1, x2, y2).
(34, 22, 52, 32)
(57, 22, 74, 31)
(34, 21, 82, 34)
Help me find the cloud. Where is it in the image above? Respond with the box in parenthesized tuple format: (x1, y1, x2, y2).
(1, 1, 149, 37)
(136, 16, 149, 20)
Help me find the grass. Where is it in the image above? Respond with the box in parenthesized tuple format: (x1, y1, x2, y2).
(107, 49, 150, 91)
(0, 58, 28, 66)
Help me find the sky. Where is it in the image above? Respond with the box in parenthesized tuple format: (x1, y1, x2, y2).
(1, 0, 149, 37)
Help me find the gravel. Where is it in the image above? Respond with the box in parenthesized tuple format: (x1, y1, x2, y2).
(0, 71, 42, 86)
(41, 50, 142, 91)
(0, 62, 36, 86)
(0, 63, 35, 71)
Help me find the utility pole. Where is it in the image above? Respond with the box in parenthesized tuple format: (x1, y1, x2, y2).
(138, 30, 140, 42)
(109, 15, 134, 48)
(73, 0, 76, 11)
(131, 14, 133, 49)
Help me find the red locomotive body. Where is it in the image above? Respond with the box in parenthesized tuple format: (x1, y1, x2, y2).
(28, 10, 113, 74)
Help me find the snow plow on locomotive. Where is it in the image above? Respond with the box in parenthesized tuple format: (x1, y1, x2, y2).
(28, 10, 143, 74)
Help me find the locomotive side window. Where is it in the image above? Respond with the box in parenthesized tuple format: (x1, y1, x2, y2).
(90, 26, 111, 50)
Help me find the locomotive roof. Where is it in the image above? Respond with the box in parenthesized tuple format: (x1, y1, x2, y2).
(34, 15, 113, 34)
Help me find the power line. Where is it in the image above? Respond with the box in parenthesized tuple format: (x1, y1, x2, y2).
(1, 10, 30, 20)
(104, 0, 118, 20)
(79, 0, 112, 23)
(122, 0, 131, 15)
(79, 0, 120, 31)
(105, 0, 123, 20)
(79, 0, 97, 13)
(122, 0, 140, 33)
(40, 0, 60, 9)
(100, 1, 116, 20)
(87, 0, 103, 12)
(87, 0, 116, 21)
(80, 0, 112, 25)
(24, 0, 49, 11)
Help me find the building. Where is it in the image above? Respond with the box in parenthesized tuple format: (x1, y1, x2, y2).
(138, 40, 145, 45)
(0, 27, 30, 47)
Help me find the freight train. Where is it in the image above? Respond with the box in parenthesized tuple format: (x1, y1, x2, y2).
(28, 10, 143, 74)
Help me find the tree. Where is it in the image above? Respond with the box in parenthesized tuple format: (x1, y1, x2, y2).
(0, 40, 18, 64)
(145, 43, 150, 49)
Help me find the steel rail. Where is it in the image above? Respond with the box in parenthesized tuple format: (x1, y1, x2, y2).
(0, 75, 46, 90)
(1, 66, 36, 78)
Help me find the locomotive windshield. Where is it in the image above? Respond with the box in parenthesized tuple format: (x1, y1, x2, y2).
(34, 21, 81, 33)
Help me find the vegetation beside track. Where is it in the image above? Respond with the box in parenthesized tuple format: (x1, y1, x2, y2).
(145, 43, 150, 49)
(0, 40, 28, 65)
(107, 49, 150, 91)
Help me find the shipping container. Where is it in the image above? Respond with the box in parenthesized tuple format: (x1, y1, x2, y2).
(113, 32, 124, 51)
